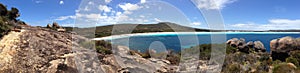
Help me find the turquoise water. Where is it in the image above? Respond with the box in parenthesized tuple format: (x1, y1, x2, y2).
(107, 32, 300, 52)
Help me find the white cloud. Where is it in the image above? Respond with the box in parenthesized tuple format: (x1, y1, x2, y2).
(139, 15, 145, 18)
(116, 12, 122, 16)
(59, 1, 64, 5)
(74, 12, 130, 26)
(35, 1, 42, 4)
(98, 5, 112, 12)
(141, 0, 146, 4)
(115, 14, 129, 21)
(136, 19, 149, 23)
(70, 2, 153, 26)
(228, 19, 300, 30)
(268, 19, 300, 24)
(118, 3, 142, 11)
(123, 11, 132, 14)
(193, 0, 237, 10)
(105, 0, 112, 3)
(116, 3, 142, 22)
(60, 23, 74, 27)
(84, 6, 90, 11)
(191, 22, 202, 25)
(76, 13, 106, 19)
(55, 15, 76, 21)
(88, 1, 94, 5)
(154, 18, 162, 22)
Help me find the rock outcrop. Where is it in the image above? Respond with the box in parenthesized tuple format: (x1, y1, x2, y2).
(52, 22, 61, 28)
(270, 36, 300, 61)
(227, 38, 266, 53)
(254, 41, 266, 52)
(46, 22, 66, 32)
(108, 46, 178, 73)
(46, 24, 52, 28)
(270, 36, 300, 53)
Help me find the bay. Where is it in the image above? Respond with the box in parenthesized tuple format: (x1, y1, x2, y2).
(95, 32, 300, 52)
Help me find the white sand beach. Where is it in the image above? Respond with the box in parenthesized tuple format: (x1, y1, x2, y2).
(92, 32, 300, 40)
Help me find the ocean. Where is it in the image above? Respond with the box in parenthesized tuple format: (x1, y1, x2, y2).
(101, 32, 300, 52)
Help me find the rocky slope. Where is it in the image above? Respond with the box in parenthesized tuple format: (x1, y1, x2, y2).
(0, 26, 260, 73)
(0, 26, 179, 73)
(0, 26, 100, 72)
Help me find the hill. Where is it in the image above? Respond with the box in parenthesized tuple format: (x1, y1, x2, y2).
(65, 22, 211, 38)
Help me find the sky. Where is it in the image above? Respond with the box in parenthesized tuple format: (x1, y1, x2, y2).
(0, 0, 300, 30)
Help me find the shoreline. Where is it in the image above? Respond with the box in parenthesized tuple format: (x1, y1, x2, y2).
(92, 32, 300, 40)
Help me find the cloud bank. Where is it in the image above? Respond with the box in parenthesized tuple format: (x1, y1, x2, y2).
(193, 0, 237, 10)
(228, 19, 300, 30)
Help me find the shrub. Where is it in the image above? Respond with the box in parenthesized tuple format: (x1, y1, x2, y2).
(182, 44, 212, 60)
(273, 63, 296, 73)
(150, 52, 168, 59)
(226, 44, 238, 54)
(95, 46, 112, 54)
(141, 50, 151, 58)
(95, 40, 112, 49)
(79, 41, 95, 49)
(273, 60, 283, 65)
(286, 57, 300, 67)
(166, 51, 181, 65)
(284, 51, 300, 67)
(0, 3, 7, 16)
(0, 16, 12, 38)
(79, 40, 113, 55)
(259, 53, 272, 65)
(0, 3, 21, 38)
(95, 40, 112, 54)
(182, 43, 237, 60)
(8, 7, 19, 20)
(255, 61, 271, 72)
(128, 50, 136, 55)
(222, 63, 243, 73)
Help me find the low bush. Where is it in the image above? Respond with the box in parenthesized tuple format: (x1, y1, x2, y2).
(95, 40, 112, 55)
(79, 40, 113, 55)
(166, 51, 181, 65)
(286, 57, 300, 67)
(222, 63, 243, 73)
(0, 16, 13, 38)
(95, 46, 112, 54)
(79, 41, 95, 49)
(273, 60, 283, 65)
(273, 63, 296, 73)
(288, 51, 300, 67)
(140, 50, 151, 58)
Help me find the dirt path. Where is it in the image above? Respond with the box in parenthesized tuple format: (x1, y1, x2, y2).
(0, 30, 24, 71)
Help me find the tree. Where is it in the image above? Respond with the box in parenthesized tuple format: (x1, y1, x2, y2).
(0, 3, 7, 16)
(8, 7, 20, 20)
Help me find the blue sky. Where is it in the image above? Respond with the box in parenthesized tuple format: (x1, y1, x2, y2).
(1, 0, 300, 30)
